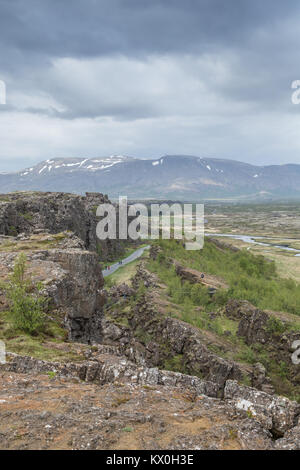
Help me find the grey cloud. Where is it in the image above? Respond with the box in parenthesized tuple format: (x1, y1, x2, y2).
(1, 0, 300, 169)
(0, 0, 299, 58)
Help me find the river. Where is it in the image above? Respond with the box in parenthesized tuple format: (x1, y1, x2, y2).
(207, 233, 300, 256)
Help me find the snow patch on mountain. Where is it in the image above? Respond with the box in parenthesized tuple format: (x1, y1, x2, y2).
(19, 156, 132, 177)
(39, 165, 47, 174)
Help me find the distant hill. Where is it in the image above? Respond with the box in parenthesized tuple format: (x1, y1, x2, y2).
(2, 154, 300, 200)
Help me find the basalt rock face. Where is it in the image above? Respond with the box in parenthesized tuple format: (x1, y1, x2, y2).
(1, 352, 219, 398)
(47, 249, 105, 343)
(226, 300, 300, 360)
(0, 232, 106, 343)
(102, 283, 250, 393)
(127, 297, 247, 393)
(224, 380, 300, 437)
(224, 299, 300, 391)
(0, 191, 125, 261)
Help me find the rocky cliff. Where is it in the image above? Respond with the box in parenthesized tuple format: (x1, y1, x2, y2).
(0, 191, 125, 261)
(0, 231, 105, 343)
(1, 192, 300, 450)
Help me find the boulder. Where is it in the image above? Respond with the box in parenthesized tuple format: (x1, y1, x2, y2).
(224, 380, 300, 436)
(275, 425, 300, 450)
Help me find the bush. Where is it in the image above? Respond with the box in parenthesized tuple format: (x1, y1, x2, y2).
(266, 317, 286, 335)
(4, 253, 47, 335)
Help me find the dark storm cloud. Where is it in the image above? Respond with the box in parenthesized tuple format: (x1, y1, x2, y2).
(1, 0, 300, 169)
(0, 0, 299, 59)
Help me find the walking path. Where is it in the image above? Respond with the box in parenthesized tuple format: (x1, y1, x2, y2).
(102, 245, 150, 277)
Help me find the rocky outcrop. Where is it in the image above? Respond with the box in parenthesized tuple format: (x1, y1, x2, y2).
(225, 299, 300, 351)
(102, 289, 250, 392)
(0, 191, 126, 261)
(0, 232, 105, 343)
(1, 352, 219, 398)
(149, 245, 163, 260)
(225, 299, 300, 387)
(2, 352, 300, 449)
(225, 299, 258, 321)
(237, 306, 300, 350)
(275, 426, 300, 450)
(224, 380, 300, 437)
(223, 299, 300, 398)
(131, 263, 158, 290)
(252, 363, 275, 395)
(108, 283, 135, 302)
(0, 367, 275, 450)
(174, 261, 229, 289)
(127, 298, 248, 392)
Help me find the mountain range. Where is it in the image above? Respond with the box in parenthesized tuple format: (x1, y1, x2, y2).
(1, 155, 300, 200)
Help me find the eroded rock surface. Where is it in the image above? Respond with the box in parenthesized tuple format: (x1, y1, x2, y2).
(0, 353, 299, 450)
(0, 191, 126, 261)
(225, 299, 300, 390)
(224, 380, 300, 437)
(102, 291, 250, 392)
(0, 232, 105, 343)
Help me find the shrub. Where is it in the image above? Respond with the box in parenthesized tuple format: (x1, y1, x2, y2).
(104, 276, 116, 288)
(266, 317, 286, 336)
(4, 253, 47, 335)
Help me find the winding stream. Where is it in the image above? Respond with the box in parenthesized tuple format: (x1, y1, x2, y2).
(207, 233, 300, 256)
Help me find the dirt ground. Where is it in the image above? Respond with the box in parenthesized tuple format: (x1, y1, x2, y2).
(0, 370, 274, 450)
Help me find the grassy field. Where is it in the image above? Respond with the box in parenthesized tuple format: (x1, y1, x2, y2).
(210, 236, 300, 283)
(205, 202, 300, 237)
(147, 238, 300, 316)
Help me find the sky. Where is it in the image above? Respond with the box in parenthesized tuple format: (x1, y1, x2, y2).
(0, 0, 300, 171)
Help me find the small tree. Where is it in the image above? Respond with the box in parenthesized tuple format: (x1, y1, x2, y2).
(4, 253, 46, 335)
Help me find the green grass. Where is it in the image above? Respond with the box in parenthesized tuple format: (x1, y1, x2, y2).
(163, 354, 190, 375)
(106, 237, 300, 401)
(104, 259, 141, 286)
(0, 330, 84, 362)
(122, 426, 133, 432)
(147, 239, 300, 316)
(0, 309, 86, 362)
(0, 232, 68, 252)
